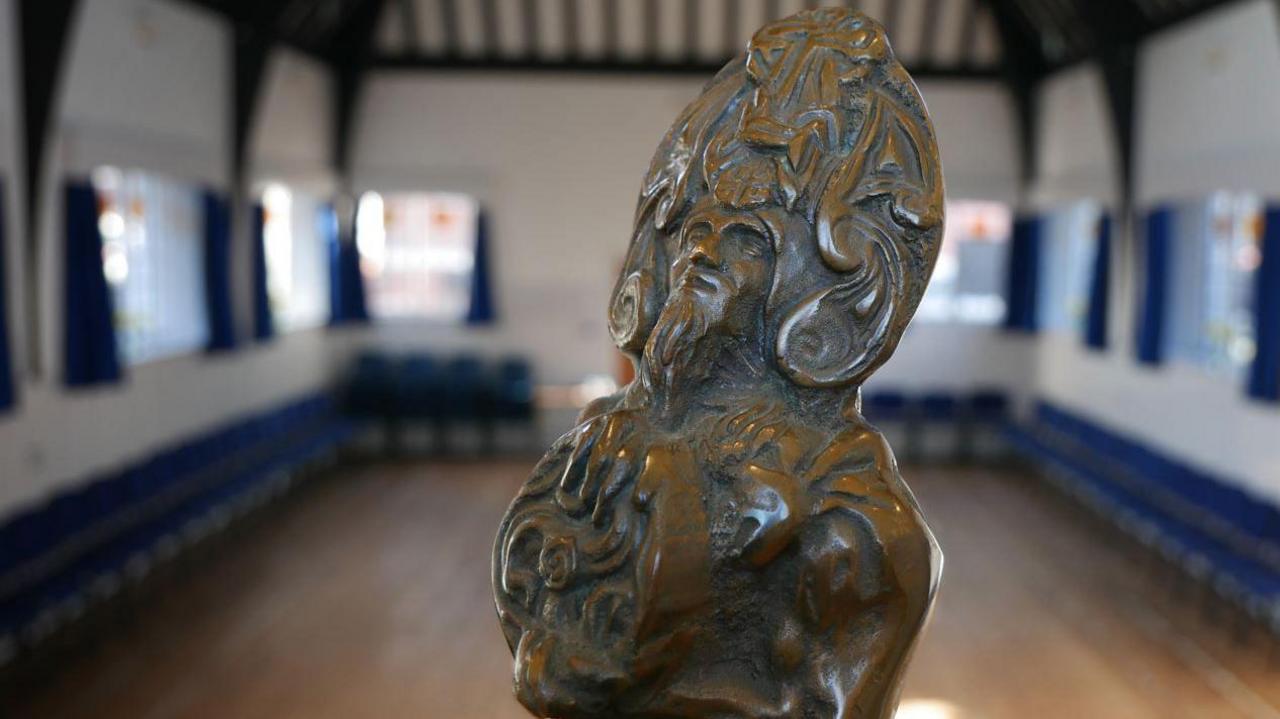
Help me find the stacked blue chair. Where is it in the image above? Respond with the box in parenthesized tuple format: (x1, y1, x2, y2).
(441, 355, 495, 450)
(0, 391, 362, 658)
(494, 357, 535, 423)
(963, 389, 1009, 458)
(918, 391, 960, 458)
(345, 353, 400, 419)
(1005, 400, 1280, 639)
(340, 350, 538, 453)
(398, 354, 445, 422)
(968, 390, 1009, 424)
(863, 390, 910, 424)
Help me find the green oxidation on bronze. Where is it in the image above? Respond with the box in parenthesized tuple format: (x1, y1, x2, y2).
(492, 8, 944, 718)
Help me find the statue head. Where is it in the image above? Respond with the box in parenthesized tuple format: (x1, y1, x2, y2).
(496, 9, 944, 718)
(610, 7, 944, 395)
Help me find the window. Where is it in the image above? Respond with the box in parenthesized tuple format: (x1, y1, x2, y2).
(92, 167, 208, 365)
(261, 183, 331, 331)
(1166, 192, 1262, 376)
(1037, 201, 1103, 334)
(356, 191, 478, 321)
(916, 200, 1011, 324)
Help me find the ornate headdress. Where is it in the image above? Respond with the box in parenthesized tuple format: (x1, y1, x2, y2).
(609, 7, 944, 388)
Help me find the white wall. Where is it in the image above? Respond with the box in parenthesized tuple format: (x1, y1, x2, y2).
(249, 49, 337, 194)
(351, 72, 706, 386)
(1032, 63, 1119, 210)
(351, 72, 1025, 398)
(1031, 0, 1280, 493)
(0, 0, 22, 391)
(1136, 0, 1280, 205)
(0, 0, 345, 514)
(920, 81, 1021, 205)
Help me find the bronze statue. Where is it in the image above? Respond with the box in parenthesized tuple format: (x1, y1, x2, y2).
(493, 8, 943, 717)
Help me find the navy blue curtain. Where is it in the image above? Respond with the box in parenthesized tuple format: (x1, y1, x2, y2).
(251, 203, 274, 341)
(64, 181, 122, 387)
(1135, 207, 1173, 365)
(1002, 215, 1042, 333)
(325, 204, 341, 324)
(203, 191, 236, 352)
(0, 179, 14, 411)
(329, 204, 369, 325)
(465, 209, 495, 325)
(1084, 213, 1112, 350)
(1248, 205, 1280, 401)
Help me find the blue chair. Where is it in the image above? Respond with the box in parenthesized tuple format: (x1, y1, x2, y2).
(442, 356, 493, 421)
(345, 352, 400, 418)
(398, 354, 445, 421)
(436, 356, 496, 451)
(494, 357, 535, 422)
(968, 390, 1008, 422)
(863, 391, 909, 423)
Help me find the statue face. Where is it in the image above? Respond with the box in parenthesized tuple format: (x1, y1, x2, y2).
(671, 208, 771, 307)
(645, 203, 776, 374)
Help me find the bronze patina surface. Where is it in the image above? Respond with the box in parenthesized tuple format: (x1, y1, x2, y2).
(493, 8, 944, 717)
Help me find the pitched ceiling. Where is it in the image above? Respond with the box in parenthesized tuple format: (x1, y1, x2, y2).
(186, 0, 1248, 80)
(370, 0, 1003, 77)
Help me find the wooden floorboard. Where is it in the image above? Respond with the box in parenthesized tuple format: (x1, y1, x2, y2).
(6, 458, 1280, 719)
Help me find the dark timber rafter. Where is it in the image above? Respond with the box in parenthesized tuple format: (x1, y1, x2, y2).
(980, 0, 1049, 190)
(331, 0, 391, 183)
(18, 0, 81, 374)
(374, 55, 1002, 80)
(399, 0, 421, 52)
(230, 1, 295, 188)
(1077, 0, 1145, 216)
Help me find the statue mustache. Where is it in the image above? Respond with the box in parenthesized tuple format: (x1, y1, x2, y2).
(674, 262, 734, 297)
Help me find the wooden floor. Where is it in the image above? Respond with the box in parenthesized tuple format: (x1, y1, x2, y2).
(7, 458, 1280, 719)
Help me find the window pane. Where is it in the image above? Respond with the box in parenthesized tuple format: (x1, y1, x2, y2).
(916, 200, 1011, 324)
(92, 167, 208, 365)
(262, 183, 330, 332)
(1167, 192, 1261, 376)
(1037, 201, 1102, 335)
(357, 191, 478, 321)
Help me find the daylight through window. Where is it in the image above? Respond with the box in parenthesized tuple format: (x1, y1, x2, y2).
(1037, 201, 1103, 335)
(356, 191, 478, 321)
(92, 167, 208, 365)
(1166, 192, 1262, 377)
(916, 200, 1011, 324)
(261, 183, 331, 332)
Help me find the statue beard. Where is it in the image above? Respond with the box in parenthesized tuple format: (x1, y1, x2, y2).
(642, 268, 731, 391)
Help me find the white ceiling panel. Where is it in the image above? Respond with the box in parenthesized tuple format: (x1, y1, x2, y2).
(368, 0, 1004, 72)
(893, 0, 928, 63)
(932, 0, 972, 66)
(616, 0, 646, 59)
(736, 0, 768, 52)
(657, 0, 685, 60)
(861, 0, 890, 28)
(774, 0, 807, 23)
(493, 0, 526, 57)
(577, 0, 607, 58)
(417, 0, 447, 55)
(456, 0, 488, 57)
(535, 0, 566, 59)
(973, 7, 1001, 65)
(695, 0, 727, 61)
(376, 1, 407, 54)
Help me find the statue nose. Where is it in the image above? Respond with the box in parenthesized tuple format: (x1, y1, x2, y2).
(689, 233, 722, 266)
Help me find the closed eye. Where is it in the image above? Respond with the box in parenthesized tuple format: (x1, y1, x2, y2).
(724, 224, 770, 258)
(681, 222, 712, 250)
